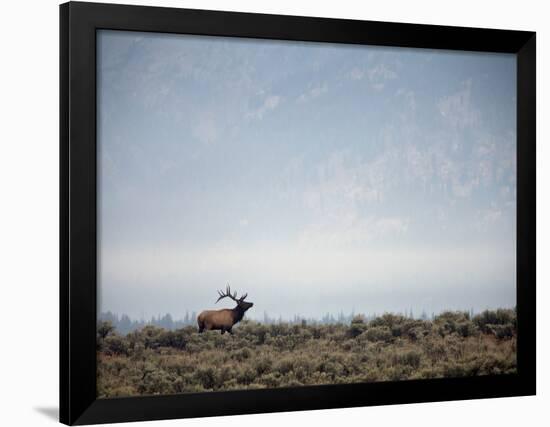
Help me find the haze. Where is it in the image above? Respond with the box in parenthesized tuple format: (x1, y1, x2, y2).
(97, 30, 516, 321)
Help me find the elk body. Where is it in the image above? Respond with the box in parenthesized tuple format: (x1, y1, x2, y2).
(197, 286, 253, 334)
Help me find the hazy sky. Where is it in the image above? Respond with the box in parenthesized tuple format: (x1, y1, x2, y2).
(97, 30, 517, 321)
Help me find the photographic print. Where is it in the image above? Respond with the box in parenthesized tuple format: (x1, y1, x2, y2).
(96, 30, 517, 398)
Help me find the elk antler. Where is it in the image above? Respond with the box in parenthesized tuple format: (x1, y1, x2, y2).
(215, 284, 249, 303)
(216, 284, 239, 303)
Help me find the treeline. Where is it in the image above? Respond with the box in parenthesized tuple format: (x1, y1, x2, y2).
(97, 308, 517, 397)
(99, 312, 197, 335)
(99, 308, 477, 335)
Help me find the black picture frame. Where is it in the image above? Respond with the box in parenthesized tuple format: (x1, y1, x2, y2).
(60, 1, 536, 425)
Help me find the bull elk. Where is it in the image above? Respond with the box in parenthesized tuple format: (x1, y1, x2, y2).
(197, 285, 253, 334)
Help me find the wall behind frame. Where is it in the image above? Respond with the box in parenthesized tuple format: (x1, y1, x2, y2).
(0, 0, 545, 426)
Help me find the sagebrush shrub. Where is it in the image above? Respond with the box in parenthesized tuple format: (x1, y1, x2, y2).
(96, 309, 517, 397)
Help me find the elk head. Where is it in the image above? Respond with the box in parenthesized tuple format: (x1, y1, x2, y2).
(216, 285, 253, 312)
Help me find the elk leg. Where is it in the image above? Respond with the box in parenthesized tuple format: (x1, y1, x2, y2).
(220, 328, 225, 335)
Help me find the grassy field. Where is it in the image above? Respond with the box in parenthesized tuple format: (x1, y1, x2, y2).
(97, 309, 516, 398)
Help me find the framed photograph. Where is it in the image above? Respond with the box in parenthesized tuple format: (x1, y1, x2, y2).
(60, 1, 536, 425)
